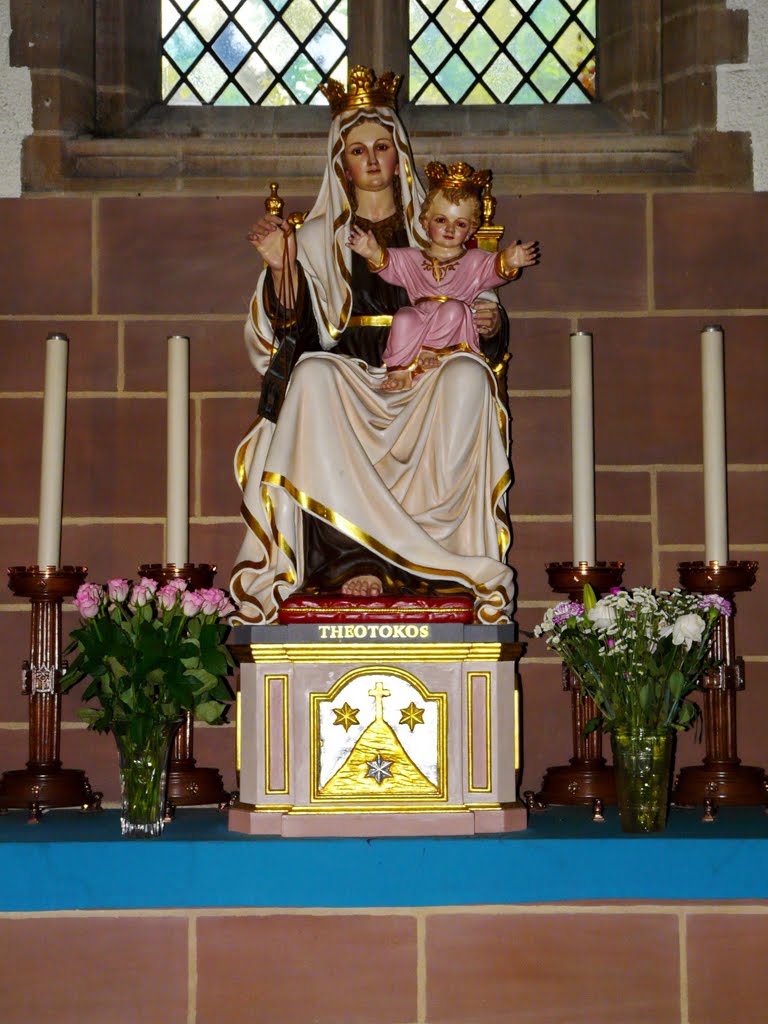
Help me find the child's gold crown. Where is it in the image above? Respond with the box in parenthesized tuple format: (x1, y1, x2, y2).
(320, 65, 402, 117)
(424, 161, 491, 192)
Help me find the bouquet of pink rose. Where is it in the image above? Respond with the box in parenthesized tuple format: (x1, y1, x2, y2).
(61, 577, 236, 739)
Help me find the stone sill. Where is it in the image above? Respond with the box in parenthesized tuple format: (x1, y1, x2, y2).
(63, 132, 694, 194)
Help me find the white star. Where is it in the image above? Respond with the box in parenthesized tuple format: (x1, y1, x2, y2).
(365, 753, 394, 784)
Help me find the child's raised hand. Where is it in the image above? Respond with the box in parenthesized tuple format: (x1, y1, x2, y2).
(347, 225, 381, 262)
(505, 240, 540, 268)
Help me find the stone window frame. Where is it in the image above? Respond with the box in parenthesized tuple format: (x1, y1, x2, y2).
(12, 0, 752, 192)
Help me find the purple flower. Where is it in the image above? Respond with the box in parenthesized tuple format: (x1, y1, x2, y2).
(699, 594, 733, 617)
(552, 601, 584, 625)
(610, 587, 623, 595)
(106, 578, 130, 603)
(74, 583, 102, 619)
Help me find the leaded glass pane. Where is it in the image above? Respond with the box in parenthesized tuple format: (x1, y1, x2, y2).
(212, 22, 251, 71)
(218, 82, 250, 103)
(410, 0, 597, 104)
(162, 0, 348, 106)
(412, 22, 452, 74)
(188, 0, 228, 38)
(484, 0, 522, 42)
(440, 53, 475, 102)
(188, 51, 229, 101)
(165, 21, 204, 73)
(485, 52, 522, 100)
(261, 21, 298, 72)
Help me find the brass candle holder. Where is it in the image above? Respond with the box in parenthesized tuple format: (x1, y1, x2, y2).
(139, 562, 231, 815)
(527, 561, 625, 821)
(0, 566, 102, 822)
(672, 559, 765, 818)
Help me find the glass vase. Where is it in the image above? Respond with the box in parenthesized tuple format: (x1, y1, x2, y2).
(112, 717, 181, 838)
(610, 727, 675, 834)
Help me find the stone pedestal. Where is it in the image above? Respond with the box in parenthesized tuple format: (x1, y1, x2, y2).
(229, 622, 526, 837)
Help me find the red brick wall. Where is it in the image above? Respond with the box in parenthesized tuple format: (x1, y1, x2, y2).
(0, 190, 766, 801)
(2, 903, 768, 1023)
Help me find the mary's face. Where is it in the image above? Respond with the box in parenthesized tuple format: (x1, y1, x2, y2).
(342, 122, 399, 194)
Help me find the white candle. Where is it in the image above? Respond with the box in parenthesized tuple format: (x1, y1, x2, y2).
(166, 335, 190, 567)
(570, 331, 596, 566)
(36, 333, 69, 568)
(701, 326, 729, 563)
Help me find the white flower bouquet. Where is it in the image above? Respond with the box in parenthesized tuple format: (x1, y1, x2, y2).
(535, 585, 731, 732)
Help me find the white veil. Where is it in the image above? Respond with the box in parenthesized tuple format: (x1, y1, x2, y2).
(294, 105, 428, 351)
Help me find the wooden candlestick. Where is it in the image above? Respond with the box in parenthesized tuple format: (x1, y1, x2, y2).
(672, 560, 765, 817)
(139, 562, 230, 814)
(527, 561, 625, 821)
(0, 566, 102, 822)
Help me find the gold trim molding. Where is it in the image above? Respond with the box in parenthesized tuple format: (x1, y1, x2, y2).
(242, 642, 522, 664)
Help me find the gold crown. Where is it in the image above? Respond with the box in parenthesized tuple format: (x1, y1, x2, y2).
(424, 161, 491, 192)
(320, 65, 402, 117)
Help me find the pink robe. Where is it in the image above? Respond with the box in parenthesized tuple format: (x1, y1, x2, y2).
(376, 247, 507, 370)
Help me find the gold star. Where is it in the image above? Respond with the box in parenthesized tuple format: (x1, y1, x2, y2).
(332, 702, 360, 732)
(399, 701, 425, 732)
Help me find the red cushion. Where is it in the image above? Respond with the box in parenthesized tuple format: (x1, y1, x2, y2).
(278, 594, 474, 623)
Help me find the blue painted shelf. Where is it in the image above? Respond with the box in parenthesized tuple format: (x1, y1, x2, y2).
(1, 806, 766, 912)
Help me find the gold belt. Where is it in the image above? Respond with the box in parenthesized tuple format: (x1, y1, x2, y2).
(347, 314, 393, 328)
(414, 296, 451, 305)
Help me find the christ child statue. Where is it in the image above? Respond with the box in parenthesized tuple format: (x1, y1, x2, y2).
(348, 161, 539, 390)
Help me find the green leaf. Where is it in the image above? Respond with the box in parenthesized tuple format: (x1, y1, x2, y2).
(76, 707, 108, 730)
(195, 700, 226, 724)
(121, 682, 137, 709)
(676, 700, 698, 727)
(582, 583, 597, 612)
(185, 667, 219, 690)
(201, 646, 228, 677)
(210, 679, 234, 702)
(669, 669, 686, 699)
(105, 656, 129, 680)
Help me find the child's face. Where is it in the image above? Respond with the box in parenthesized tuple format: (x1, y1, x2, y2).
(424, 194, 476, 250)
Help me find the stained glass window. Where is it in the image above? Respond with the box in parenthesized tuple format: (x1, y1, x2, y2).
(410, 0, 597, 105)
(162, 0, 348, 106)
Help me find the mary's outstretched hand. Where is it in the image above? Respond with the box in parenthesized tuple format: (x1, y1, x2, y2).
(247, 214, 297, 272)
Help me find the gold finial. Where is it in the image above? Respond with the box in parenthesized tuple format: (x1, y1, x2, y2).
(481, 182, 496, 227)
(424, 160, 491, 193)
(265, 182, 284, 218)
(319, 65, 402, 117)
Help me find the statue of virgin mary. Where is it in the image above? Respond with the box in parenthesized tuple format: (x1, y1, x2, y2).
(230, 67, 515, 625)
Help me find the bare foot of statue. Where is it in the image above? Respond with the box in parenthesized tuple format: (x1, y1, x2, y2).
(341, 575, 384, 597)
(418, 352, 439, 370)
(379, 370, 412, 391)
